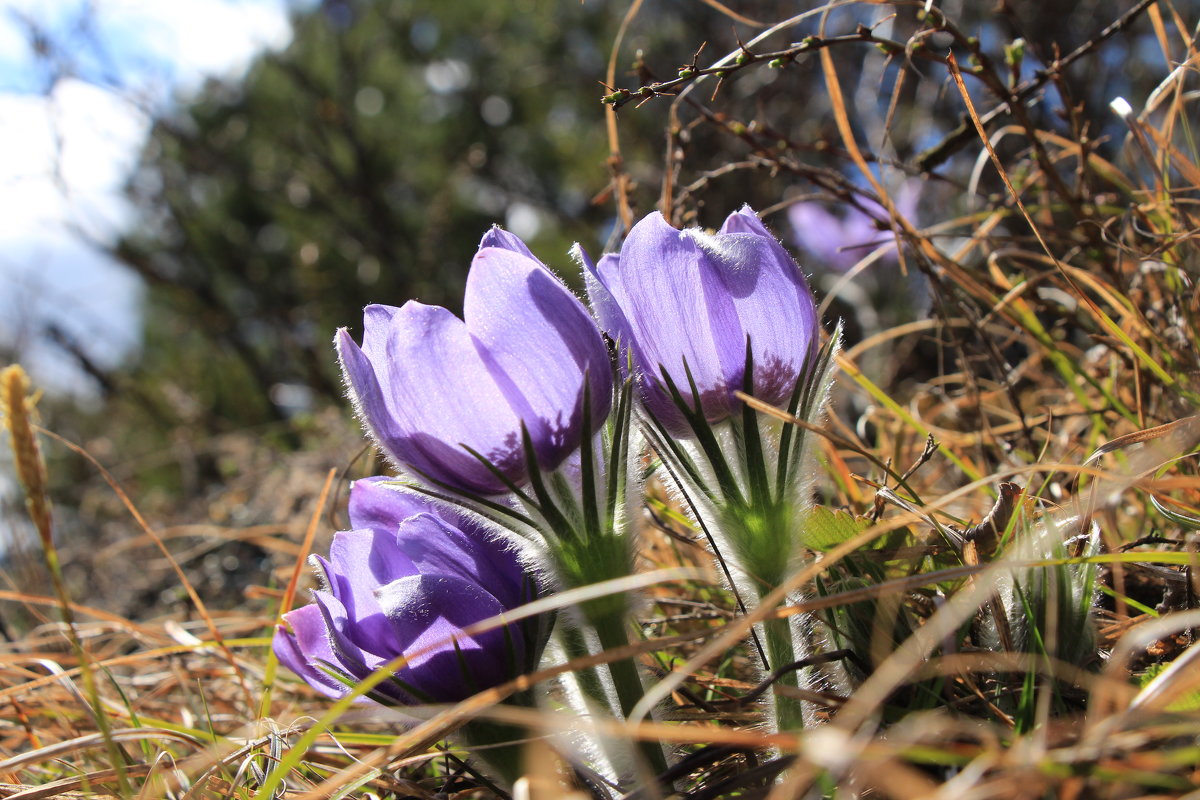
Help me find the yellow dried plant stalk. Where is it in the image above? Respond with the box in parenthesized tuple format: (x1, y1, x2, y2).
(1, 364, 53, 547)
(1, 363, 130, 791)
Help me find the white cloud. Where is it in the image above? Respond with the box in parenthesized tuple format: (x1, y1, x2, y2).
(0, 0, 295, 396)
(0, 235, 144, 396)
(54, 79, 149, 232)
(0, 80, 149, 394)
(93, 0, 293, 94)
(0, 78, 149, 240)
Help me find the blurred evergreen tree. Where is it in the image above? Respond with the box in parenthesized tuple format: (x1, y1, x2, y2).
(111, 0, 656, 439)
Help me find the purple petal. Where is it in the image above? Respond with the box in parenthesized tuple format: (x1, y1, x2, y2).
(394, 512, 529, 610)
(690, 224, 818, 407)
(309, 589, 418, 704)
(317, 532, 407, 658)
(582, 247, 687, 431)
(337, 327, 409, 462)
(842, 211, 896, 265)
(855, 193, 890, 224)
(478, 225, 537, 259)
(274, 604, 348, 699)
(371, 301, 528, 494)
(376, 573, 521, 702)
(604, 212, 740, 424)
(347, 477, 444, 534)
(360, 304, 401, 366)
(788, 202, 859, 271)
(326, 528, 416, 599)
(347, 480, 529, 605)
(464, 246, 612, 469)
(719, 204, 773, 237)
(577, 246, 629, 348)
(309, 589, 379, 677)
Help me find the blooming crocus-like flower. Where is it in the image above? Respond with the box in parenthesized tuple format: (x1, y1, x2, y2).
(580, 205, 818, 435)
(578, 206, 840, 733)
(787, 182, 919, 272)
(336, 228, 613, 496)
(272, 477, 541, 705)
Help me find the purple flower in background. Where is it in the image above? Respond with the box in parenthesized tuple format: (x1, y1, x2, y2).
(788, 182, 919, 272)
(580, 206, 818, 435)
(272, 477, 541, 705)
(337, 228, 613, 495)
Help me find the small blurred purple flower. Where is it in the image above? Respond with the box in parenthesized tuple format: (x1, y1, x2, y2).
(579, 205, 818, 435)
(272, 477, 540, 705)
(336, 227, 613, 495)
(787, 182, 919, 272)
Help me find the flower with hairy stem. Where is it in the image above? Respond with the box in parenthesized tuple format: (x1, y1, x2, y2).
(273, 476, 546, 784)
(578, 205, 841, 732)
(334, 226, 666, 780)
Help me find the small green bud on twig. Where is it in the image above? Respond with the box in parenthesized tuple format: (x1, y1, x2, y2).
(1004, 38, 1026, 68)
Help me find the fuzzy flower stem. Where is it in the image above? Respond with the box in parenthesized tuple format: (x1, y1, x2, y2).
(590, 609, 668, 775)
(456, 701, 533, 788)
(763, 616, 806, 731)
(556, 617, 666, 781)
(554, 528, 668, 776)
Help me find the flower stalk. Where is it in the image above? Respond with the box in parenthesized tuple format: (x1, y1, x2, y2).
(507, 377, 667, 776)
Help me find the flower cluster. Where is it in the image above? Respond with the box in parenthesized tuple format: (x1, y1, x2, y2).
(275, 204, 835, 779)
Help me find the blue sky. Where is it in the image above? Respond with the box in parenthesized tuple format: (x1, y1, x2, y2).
(0, 0, 295, 396)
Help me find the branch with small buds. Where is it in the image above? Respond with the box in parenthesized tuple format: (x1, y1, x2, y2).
(601, 28, 917, 111)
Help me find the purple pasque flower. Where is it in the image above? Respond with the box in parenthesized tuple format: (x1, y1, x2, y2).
(580, 206, 818, 435)
(272, 477, 540, 705)
(336, 227, 612, 496)
(787, 182, 919, 272)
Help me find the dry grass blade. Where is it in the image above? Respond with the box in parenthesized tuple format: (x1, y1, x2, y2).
(1083, 416, 1200, 468)
(278, 467, 336, 619)
(30, 425, 256, 711)
(0, 764, 156, 800)
(603, 0, 643, 233)
(947, 53, 1178, 395)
